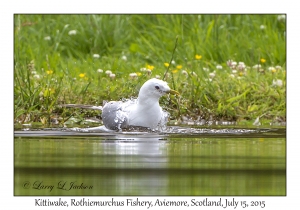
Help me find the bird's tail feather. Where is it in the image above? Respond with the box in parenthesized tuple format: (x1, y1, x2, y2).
(60, 104, 103, 110)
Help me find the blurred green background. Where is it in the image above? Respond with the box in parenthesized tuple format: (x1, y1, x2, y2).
(14, 14, 286, 127)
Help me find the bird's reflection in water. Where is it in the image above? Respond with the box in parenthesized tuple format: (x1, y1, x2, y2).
(99, 136, 169, 195)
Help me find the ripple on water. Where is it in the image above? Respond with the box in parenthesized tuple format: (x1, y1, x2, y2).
(14, 124, 285, 138)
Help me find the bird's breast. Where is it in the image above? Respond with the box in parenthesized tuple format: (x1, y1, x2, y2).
(128, 104, 162, 129)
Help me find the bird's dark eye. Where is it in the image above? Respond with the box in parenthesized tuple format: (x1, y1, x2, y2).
(155, 86, 160, 90)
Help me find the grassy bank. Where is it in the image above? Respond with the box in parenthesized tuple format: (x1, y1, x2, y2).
(14, 14, 286, 128)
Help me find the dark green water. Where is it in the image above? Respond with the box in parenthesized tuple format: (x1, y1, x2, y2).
(14, 127, 286, 196)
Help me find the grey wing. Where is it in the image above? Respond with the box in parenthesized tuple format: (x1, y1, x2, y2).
(101, 101, 129, 130)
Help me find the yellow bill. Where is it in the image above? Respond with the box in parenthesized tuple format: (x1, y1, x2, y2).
(167, 89, 180, 95)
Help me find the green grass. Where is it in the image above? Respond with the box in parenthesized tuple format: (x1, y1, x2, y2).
(14, 14, 286, 127)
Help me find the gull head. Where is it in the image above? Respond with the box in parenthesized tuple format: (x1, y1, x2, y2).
(138, 78, 179, 100)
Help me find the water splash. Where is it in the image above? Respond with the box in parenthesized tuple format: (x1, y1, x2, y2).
(15, 126, 285, 138)
(156, 110, 170, 132)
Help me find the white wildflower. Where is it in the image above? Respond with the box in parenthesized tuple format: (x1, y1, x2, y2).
(260, 25, 266, 30)
(68, 30, 77, 35)
(33, 74, 41, 80)
(216, 65, 222, 70)
(227, 60, 233, 67)
(155, 75, 161, 79)
(268, 67, 276, 71)
(277, 15, 286, 22)
(146, 69, 152, 75)
(129, 73, 138, 79)
(253, 64, 262, 69)
(93, 54, 100, 58)
(229, 74, 235, 78)
(97, 69, 103, 73)
(275, 65, 282, 70)
(181, 70, 188, 76)
(237, 62, 246, 71)
(31, 71, 37, 75)
(121, 55, 127, 61)
(203, 67, 209, 72)
(272, 79, 283, 87)
(109, 73, 116, 79)
(171, 60, 176, 65)
(140, 67, 152, 73)
(44, 36, 51, 41)
(105, 70, 112, 75)
(232, 70, 237, 74)
(140, 68, 147, 72)
(209, 72, 216, 78)
(227, 60, 237, 69)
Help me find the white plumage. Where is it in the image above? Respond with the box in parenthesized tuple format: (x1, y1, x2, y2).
(102, 78, 179, 130)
